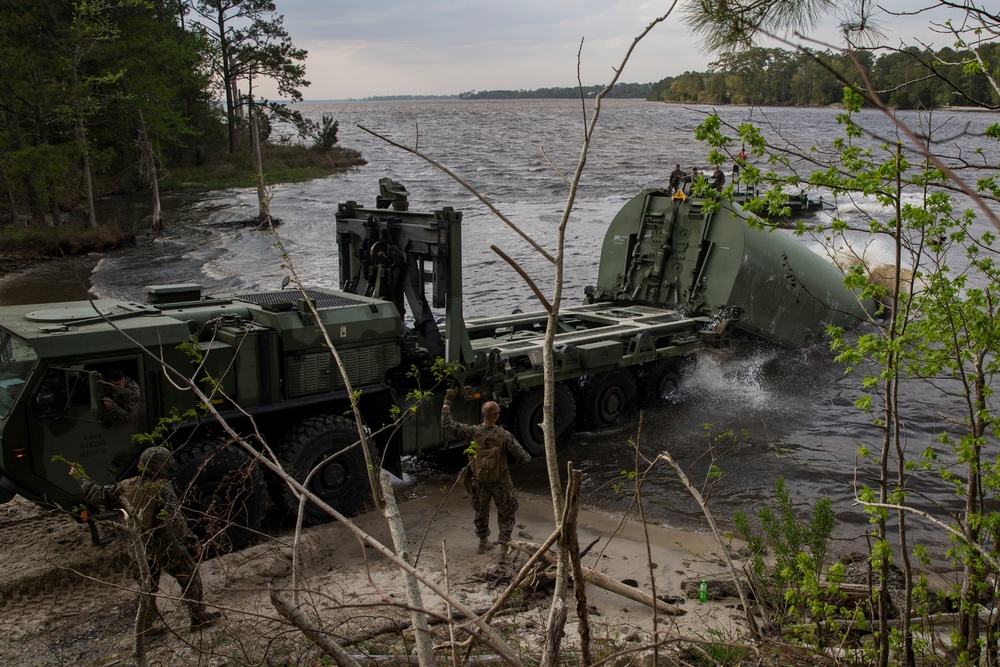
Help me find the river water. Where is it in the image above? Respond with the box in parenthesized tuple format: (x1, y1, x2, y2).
(5, 99, 998, 560)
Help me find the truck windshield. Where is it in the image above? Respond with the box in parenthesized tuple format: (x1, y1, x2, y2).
(0, 331, 37, 418)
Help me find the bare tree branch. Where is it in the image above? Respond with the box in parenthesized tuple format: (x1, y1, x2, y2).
(357, 124, 556, 264)
(271, 586, 363, 667)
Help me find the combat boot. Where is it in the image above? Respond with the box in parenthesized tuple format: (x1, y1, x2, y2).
(140, 607, 166, 639)
(140, 620, 167, 639)
(477, 537, 495, 554)
(190, 611, 222, 632)
(498, 543, 510, 562)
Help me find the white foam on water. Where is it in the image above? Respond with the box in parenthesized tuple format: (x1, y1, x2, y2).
(684, 348, 782, 413)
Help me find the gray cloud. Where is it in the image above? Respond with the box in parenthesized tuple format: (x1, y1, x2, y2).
(266, 0, 969, 99)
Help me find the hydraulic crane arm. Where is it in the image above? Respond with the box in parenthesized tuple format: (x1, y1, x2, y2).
(335, 179, 473, 364)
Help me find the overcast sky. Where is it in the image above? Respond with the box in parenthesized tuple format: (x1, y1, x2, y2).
(270, 1, 965, 100)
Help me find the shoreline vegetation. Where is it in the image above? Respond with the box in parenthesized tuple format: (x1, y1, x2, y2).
(363, 43, 999, 109)
(2, 0, 351, 269)
(0, 144, 365, 280)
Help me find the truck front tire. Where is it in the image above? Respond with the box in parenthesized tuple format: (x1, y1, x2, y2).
(169, 441, 267, 555)
(277, 415, 372, 524)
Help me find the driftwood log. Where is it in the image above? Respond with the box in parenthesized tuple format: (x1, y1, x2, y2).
(339, 604, 524, 648)
(508, 540, 686, 616)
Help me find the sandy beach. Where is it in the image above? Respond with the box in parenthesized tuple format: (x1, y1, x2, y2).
(0, 480, 748, 666)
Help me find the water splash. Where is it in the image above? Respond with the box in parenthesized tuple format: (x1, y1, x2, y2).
(684, 347, 782, 413)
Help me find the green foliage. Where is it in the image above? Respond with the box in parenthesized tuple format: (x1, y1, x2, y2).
(430, 357, 465, 382)
(685, 5, 1000, 664)
(734, 477, 846, 641)
(0, 0, 328, 222)
(682, 629, 750, 666)
(158, 144, 365, 192)
(463, 439, 479, 458)
(189, 0, 309, 154)
(646, 44, 1000, 108)
(313, 115, 340, 150)
(381, 358, 465, 426)
(133, 337, 226, 447)
(52, 454, 80, 477)
(132, 407, 189, 448)
(720, 60, 997, 667)
(612, 469, 637, 496)
(735, 478, 834, 581)
(0, 0, 219, 219)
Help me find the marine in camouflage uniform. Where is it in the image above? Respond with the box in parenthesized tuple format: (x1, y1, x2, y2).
(81, 447, 219, 633)
(441, 389, 532, 557)
(103, 368, 141, 423)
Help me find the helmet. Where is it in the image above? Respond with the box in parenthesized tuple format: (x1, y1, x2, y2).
(138, 447, 172, 478)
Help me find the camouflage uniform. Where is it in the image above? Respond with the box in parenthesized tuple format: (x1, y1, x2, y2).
(105, 375, 141, 423)
(441, 402, 532, 544)
(83, 448, 214, 628)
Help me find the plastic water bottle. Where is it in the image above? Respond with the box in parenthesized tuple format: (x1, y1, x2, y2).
(699, 580, 708, 603)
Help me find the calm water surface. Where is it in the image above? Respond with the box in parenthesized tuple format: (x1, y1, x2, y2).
(6, 100, 999, 561)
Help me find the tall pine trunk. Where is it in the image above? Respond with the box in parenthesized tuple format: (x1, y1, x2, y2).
(250, 102, 268, 221)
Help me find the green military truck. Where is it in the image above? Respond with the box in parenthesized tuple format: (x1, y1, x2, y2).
(0, 182, 868, 548)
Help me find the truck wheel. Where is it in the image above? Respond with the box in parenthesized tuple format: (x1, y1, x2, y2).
(635, 359, 683, 407)
(508, 383, 576, 457)
(577, 369, 638, 431)
(277, 415, 372, 525)
(169, 441, 267, 555)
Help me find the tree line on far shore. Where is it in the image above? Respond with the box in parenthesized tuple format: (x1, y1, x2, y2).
(455, 82, 655, 100)
(651, 44, 1000, 108)
(441, 43, 1000, 111)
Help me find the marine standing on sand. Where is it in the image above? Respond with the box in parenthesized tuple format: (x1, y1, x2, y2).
(75, 447, 220, 635)
(441, 389, 532, 559)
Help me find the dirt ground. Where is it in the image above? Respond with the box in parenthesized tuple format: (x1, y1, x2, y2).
(0, 479, 748, 667)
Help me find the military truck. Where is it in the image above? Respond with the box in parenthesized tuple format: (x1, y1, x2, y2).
(0, 182, 868, 548)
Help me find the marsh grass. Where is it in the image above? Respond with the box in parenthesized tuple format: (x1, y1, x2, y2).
(160, 145, 366, 191)
(0, 221, 127, 259)
(0, 144, 364, 270)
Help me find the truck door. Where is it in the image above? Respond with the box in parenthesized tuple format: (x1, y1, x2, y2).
(30, 359, 147, 490)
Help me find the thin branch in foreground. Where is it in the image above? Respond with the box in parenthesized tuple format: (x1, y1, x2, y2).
(271, 586, 362, 667)
(656, 450, 760, 638)
(540, 147, 571, 185)
(775, 27, 1000, 233)
(854, 498, 1000, 573)
(357, 124, 556, 264)
(844, 49, 1000, 233)
(490, 244, 552, 313)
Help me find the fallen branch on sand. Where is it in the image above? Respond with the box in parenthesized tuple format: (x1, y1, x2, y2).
(508, 540, 686, 616)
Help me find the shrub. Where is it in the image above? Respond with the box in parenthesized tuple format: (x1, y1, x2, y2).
(314, 115, 339, 150)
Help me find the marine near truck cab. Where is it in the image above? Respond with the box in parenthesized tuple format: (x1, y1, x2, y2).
(0, 180, 869, 551)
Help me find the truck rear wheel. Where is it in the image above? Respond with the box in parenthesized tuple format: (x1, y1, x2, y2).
(277, 415, 372, 525)
(577, 369, 638, 431)
(508, 383, 576, 457)
(169, 441, 267, 555)
(635, 359, 683, 407)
